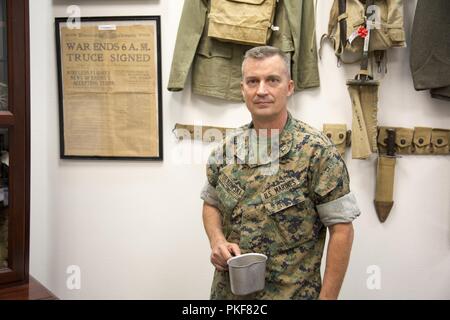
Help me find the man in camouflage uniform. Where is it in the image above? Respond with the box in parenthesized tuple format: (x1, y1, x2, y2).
(201, 46, 360, 300)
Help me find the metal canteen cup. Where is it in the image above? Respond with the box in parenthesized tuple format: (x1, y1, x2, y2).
(227, 253, 268, 296)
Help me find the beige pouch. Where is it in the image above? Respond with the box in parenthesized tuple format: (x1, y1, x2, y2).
(412, 127, 432, 155)
(327, 0, 365, 56)
(395, 127, 414, 155)
(208, 0, 278, 46)
(369, 0, 406, 51)
(431, 129, 450, 155)
(323, 124, 348, 157)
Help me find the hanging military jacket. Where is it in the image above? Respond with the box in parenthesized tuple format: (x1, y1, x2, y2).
(168, 0, 320, 102)
(410, 0, 450, 101)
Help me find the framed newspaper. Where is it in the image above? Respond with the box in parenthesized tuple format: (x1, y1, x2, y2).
(55, 16, 163, 160)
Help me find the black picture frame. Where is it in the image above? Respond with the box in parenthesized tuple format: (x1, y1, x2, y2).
(55, 16, 163, 161)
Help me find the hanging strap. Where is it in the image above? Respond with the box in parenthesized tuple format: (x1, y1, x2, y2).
(358, 0, 375, 81)
(338, 0, 347, 51)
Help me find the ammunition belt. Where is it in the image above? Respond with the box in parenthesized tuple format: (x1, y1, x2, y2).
(378, 127, 450, 155)
(173, 123, 353, 157)
(174, 123, 450, 156)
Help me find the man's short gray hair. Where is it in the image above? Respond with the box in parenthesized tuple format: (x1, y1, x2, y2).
(242, 46, 291, 79)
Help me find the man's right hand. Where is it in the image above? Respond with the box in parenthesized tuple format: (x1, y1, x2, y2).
(210, 240, 241, 271)
(202, 202, 241, 271)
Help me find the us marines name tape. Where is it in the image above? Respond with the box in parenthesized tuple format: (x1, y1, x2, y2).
(261, 178, 301, 202)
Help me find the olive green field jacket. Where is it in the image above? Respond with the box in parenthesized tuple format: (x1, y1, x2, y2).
(168, 0, 320, 102)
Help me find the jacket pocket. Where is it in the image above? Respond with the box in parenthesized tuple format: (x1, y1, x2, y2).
(263, 188, 316, 251)
(197, 37, 232, 59)
(194, 37, 233, 90)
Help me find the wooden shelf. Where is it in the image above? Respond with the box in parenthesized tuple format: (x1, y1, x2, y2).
(0, 276, 57, 300)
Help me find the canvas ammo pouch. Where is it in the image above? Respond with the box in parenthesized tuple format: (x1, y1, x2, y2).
(323, 124, 349, 157)
(412, 127, 432, 155)
(208, 0, 278, 46)
(378, 127, 413, 155)
(378, 127, 450, 155)
(394, 127, 414, 155)
(430, 129, 450, 155)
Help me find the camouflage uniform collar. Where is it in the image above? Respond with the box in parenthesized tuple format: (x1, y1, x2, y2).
(235, 112, 294, 166)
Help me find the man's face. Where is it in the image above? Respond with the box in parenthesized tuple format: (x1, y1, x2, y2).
(241, 55, 294, 121)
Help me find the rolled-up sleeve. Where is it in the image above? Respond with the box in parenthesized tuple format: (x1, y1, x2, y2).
(200, 181, 219, 207)
(316, 192, 361, 227)
(310, 144, 361, 227)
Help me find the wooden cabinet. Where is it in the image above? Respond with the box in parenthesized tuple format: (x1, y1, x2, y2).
(0, 0, 30, 289)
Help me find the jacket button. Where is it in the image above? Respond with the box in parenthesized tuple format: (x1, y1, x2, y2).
(326, 133, 332, 138)
(339, 133, 344, 139)
(400, 139, 406, 145)
(437, 138, 443, 145)
(418, 138, 424, 144)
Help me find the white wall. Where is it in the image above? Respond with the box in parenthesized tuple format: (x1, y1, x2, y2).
(29, 0, 450, 299)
